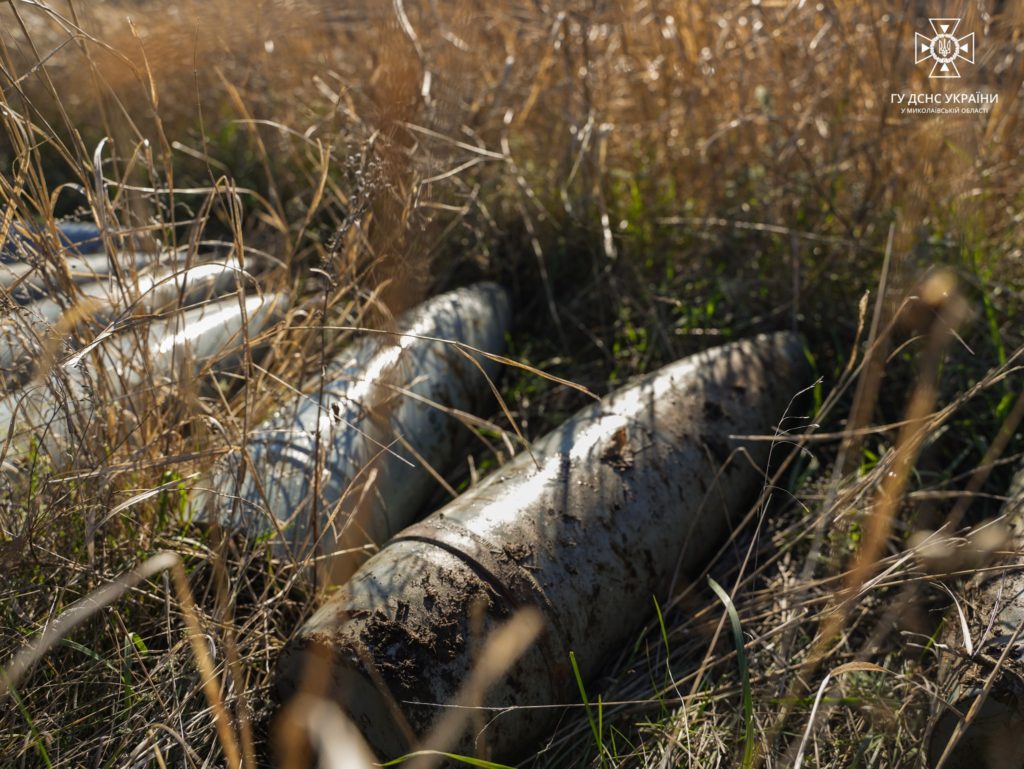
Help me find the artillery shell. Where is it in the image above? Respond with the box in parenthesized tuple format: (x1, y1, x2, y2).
(0, 261, 249, 383)
(0, 292, 285, 467)
(277, 332, 809, 760)
(0, 221, 104, 259)
(198, 282, 511, 583)
(0, 251, 176, 301)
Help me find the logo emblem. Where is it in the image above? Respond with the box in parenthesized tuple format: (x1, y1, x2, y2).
(916, 18, 975, 78)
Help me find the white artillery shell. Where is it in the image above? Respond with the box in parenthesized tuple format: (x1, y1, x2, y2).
(0, 250, 180, 301)
(277, 331, 810, 760)
(0, 261, 250, 382)
(199, 282, 511, 584)
(0, 291, 285, 468)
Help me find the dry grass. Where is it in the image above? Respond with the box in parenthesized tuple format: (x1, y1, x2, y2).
(1, 0, 1024, 767)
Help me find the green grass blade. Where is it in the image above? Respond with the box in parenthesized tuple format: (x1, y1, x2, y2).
(379, 749, 517, 769)
(6, 678, 53, 769)
(569, 650, 604, 766)
(652, 595, 673, 685)
(708, 577, 754, 769)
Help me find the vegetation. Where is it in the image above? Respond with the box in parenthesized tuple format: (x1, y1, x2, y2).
(1, 1, 1023, 767)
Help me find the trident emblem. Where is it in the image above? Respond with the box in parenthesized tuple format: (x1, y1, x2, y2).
(915, 18, 975, 79)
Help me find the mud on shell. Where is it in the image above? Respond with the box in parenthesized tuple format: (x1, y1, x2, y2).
(277, 331, 811, 761)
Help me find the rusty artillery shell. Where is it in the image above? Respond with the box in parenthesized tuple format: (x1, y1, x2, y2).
(0, 292, 285, 467)
(927, 470, 1024, 769)
(198, 282, 511, 584)
(277, 332, 810, 760)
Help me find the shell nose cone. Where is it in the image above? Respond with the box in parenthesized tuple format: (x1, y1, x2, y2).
(754, 330, 807, 370)
(467, 280, 511, 331)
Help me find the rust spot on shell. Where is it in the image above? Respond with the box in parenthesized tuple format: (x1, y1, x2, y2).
(600, 425, 634, 471)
